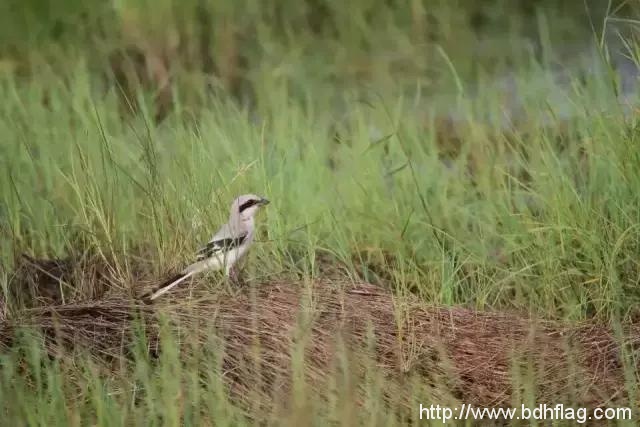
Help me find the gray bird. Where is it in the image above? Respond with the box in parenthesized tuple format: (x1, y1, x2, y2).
(148, 194, 270, 300)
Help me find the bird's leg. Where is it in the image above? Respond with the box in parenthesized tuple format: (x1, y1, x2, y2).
(228, 264, 245, 287)
(228, 264, 239, 284)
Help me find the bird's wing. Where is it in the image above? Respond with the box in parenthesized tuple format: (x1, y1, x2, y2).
(195, 225, 248, 261)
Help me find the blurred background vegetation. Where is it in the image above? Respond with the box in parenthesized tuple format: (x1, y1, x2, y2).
(0, 0, 634, 119)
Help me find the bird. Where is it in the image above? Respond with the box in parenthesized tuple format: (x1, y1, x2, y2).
(147, 194, 270, 301)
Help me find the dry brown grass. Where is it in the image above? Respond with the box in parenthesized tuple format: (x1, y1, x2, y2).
(2, 255, 638, 413)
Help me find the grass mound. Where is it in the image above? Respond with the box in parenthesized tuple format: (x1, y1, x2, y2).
(2, 256, 637, 414)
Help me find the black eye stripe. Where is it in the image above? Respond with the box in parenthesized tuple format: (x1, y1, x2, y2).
(239, 199, 259, 212)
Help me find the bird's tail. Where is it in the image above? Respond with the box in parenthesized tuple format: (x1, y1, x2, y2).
(145, 270, 195, 301)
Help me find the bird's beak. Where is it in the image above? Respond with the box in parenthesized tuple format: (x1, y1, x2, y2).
(259, 197, 270, 206)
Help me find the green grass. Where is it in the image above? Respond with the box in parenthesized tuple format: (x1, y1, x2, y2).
(1, 1, 640, 425)
(3, 63, 639, 318)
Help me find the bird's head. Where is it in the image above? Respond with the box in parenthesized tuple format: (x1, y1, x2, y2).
(231, 193, 270, 223)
